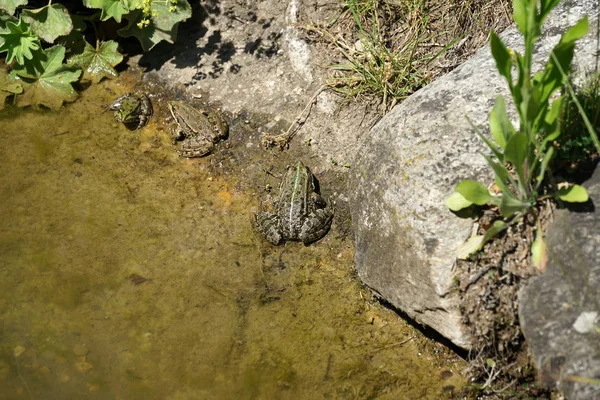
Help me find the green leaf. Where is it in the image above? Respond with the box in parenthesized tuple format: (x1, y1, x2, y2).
(118, 0, 192, 51)
(67, 40, 123, 83)
(539, 0, 561, 23)
(526, 85, 542, 130)
(0, 18, 42, 65)
(482, 220, 508, 244)
(0, 0, 28, 15)
(482, 154, 510, 194)
(21, 4, 73, 43)
(469, 116, 504, 161)
(486, 358, 497, 368)
(490, 31, 512, 86)
(489, 96, 515, 149)
(539, 17, 589, 104)
(499, 194, 529, 217)
(445, 191, 473, 211)
(456, 220, 508, 259)
(457, 235, 484, 260)
(83, 0, 133, 23)
(542, 96, 563, 143)
(557, 184, 589, 203)
(512, 0, 527, 35)
(11, 45, 81, 110)
(504, 132, 528, 181)
(535, 146, 554, 185)
(561, 16, 589, 44)
(456, 180, 491, 205)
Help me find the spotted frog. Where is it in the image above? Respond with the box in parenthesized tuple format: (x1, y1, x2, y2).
(106, 93, 153, 130)
(168, 101, 228, 157)
(254, 162, 334, 245)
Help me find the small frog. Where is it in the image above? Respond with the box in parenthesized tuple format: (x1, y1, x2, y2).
(168, 101, 228, 157)
(106, 93, 153, 130)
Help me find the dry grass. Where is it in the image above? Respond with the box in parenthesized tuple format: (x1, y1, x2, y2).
(300, 0, 512, 111)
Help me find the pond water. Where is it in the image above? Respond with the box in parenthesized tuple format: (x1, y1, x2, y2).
(0, 76, 465, 399)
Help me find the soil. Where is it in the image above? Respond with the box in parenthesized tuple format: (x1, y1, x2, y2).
(453, 201, 557, 399)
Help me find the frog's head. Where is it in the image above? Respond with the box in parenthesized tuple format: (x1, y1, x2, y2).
(112, 95, 142, 124)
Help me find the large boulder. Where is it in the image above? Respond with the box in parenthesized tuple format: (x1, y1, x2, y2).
(519, 163, 600, 400)
(349, 1, 599, 348)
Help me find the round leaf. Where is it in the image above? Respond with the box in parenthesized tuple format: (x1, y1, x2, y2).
(21, 4, 73, 43)
(0, 0, 28, 15)
(557, 184, 589, 203)
(456, 180, 491, 205)
(445, 192, 473, 211)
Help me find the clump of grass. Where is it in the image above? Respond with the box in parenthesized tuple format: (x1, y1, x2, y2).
(301, 0, 512, 111)
(556, 71, 600, 169)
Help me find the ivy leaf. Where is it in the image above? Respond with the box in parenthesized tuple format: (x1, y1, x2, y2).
(21, 4, 73, 43)
(11, 45, 81, 110)
(82, 0, 134, 23)
(0, 18, 42, 65)
(119, 0, 192, 51)
(0, 0, 28, 15)
(68, 40, 123, 83)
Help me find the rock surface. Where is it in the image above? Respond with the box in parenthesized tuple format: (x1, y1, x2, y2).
(348, 1, 599, 349)
(142, 0, 380, 175)
(519, 164, 600, 400)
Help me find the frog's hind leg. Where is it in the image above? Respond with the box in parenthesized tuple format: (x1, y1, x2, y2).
(300, 205, 334, 245)
(254, 212, 283, 245)
(178, 136, 213, 158)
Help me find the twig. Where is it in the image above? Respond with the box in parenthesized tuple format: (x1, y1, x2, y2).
(261, 85, 327, 149)
(375, 336, 415, 351)
(463, 265, 495, 291)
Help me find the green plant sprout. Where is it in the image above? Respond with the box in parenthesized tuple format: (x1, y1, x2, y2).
(446, 0, 590, 259)
(0, 0, 192, 110)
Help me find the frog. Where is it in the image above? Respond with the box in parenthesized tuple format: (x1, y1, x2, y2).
(167, 101, 228, 158)
(254, 162, 334, 245)
(106, 93, 153, 130)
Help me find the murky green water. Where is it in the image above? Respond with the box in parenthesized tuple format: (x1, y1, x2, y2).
(0, 77, 465, 399)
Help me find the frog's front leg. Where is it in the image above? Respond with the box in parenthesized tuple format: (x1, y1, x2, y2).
(299, 204, 334, 244)
(171, 124, 185, 144)
(254, 211, 283, 245)
(179, 136, 214, 158)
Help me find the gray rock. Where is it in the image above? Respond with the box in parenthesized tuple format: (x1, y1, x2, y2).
(519, 164, 600, 400)
(349, 0, 599, 349)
